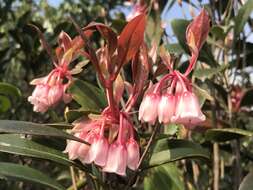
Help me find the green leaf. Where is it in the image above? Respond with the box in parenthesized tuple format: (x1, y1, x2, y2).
(64, 108, 100, 123)
(0, 82, 21, 113)
(68, 79, 106, 112)
(234, 1, 253, 36)
(0, 134, 75, 166)
(144, 164, 185, 190)
(205, 128, 253, 142)
(145, 139, 210, 168)
(171, 19, 190, 53)
(165, 43, 185, 54)
(193, 84, 214, 107)
(0, 120, 87, 144)
(240, 89, 253, 107)
(193, 64, 228, 80)
(210, 25, 226, 40)
(0, 162, 64, 190)
(163, 124, 179, 136)
(239, 170, 253, 190)
(0, 95, 11, 113)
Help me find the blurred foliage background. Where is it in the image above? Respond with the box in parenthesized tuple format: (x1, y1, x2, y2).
(1, 0, 253, 190)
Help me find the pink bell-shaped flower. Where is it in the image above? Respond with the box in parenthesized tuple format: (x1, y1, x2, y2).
(85, 135, 109, 167)
(158, 93, 176, 124)
(138, 93, 160, 124)
(103, 142, 127, 176)
(28, 83, 50, 113)
(171, 91, 206, 126)
(64, 133, 82, 160)
(126, 138, 139, 170)
(48, 84, 64, 106)
(28, 68, 72, 113)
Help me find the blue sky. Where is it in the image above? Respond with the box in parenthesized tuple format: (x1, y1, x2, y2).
(45, 0, 252, 42)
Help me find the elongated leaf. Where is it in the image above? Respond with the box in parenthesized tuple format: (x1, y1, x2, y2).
(193, 64, 228, 80)
(118, 14, 146, 64)
(83, 23, 118, 56)
(2, 83, 20, 100)
(0, 162, 64, 190)
(205, 128, 253, 142)
(68, 79, 106, 111)
(144, 139, 210, 168)
(234, 1, 253, 36)
(144, 164, 185, 190)
(0, 134, 75, 166)
(0, 82, 21, 113)
(239, 170, 253, 190)
(171, 19, 190, 53)
(240, 88, 253, 107)
(165, 43, 184, 54)
(0, 120, 87, 144)
(0, 95, 11, 113)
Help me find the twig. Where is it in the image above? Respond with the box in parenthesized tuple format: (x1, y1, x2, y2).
(70, 166, 77, 190)
(210, 84, 219, 190)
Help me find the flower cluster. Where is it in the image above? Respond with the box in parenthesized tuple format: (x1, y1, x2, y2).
(139, 71, 206, 127)
(28, 67, 72, 113)
(28, 7, 210, 177)
(28, 31, 86, 113)
(64, 110, 139, 176)
(139, 9, 210, 128)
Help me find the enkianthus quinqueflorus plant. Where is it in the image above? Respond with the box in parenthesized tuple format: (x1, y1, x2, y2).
(28, 8, 209, 177)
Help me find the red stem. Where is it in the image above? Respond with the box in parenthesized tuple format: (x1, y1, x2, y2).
(105, 82, 117, 120)
(117, 113, 124, 144)
(153, 73, 174, 93)
(184, 52, 198, 76)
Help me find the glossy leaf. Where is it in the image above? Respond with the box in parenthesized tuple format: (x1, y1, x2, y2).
(240, 88, 253, 107)
(234, 1, 253, 37)
(83, 23, 118, 56)
(0, 95, 11, 113)
(165, 43, 184, 54)
(0, 162, 64, 190)
(0, 120, 87, 144)
(113, 74, 124, 104)
(144, 164, 185, 190)
(118, 14, 146, 64)
(239, 170, 253, 190)
(193, 64, 228, 80)
(0, 134, 75, 166)
(186, 9, 210, 53)
(171, 19, 216, 66)
(205, 128, 253, 142)
(144, 139, 210, 168)
(0, 82, 21, 113)
(68, 78, 106, 111)
(131, 44, 149, 97)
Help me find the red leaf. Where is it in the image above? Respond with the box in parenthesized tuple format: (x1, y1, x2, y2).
(58, 31, 72, 52)
(186, 9, 210, 54)
(131, 44, 149, 96)
(71, 30, 93, 51)
(118, 14, 146, 64)
(83, 23, 118, 56)
(113, 74, 124, 104)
